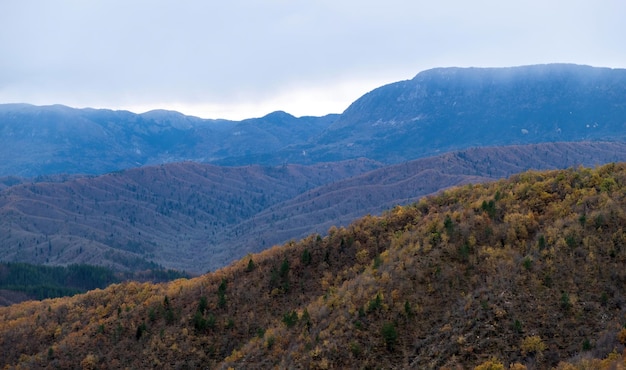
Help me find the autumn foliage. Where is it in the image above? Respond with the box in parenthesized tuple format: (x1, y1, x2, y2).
(2, 163, 626, 368)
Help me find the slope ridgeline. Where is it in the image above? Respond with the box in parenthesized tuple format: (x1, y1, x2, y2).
(1, 163, 626, 368)
(3, 141, 626, 274)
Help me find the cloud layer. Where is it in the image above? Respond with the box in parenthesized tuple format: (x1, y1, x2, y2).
(1, 1, 624, 119)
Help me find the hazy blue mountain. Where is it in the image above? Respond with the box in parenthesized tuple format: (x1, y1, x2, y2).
(304, 64, 626, 162)
(0, 104, 337, 177)
(3, 64, 626, 176)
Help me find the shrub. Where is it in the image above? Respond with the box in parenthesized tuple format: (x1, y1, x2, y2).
(522, 256, 533, 270)
(474, 357, 504, 370)
(373, 255, 382, 269)
(300, 308, 311, 329)
(206, 313, 216, 329)
(350, 341, 362, 357)
(135, 322, 147, 340)
(367, 293, 383, 313)
(538, 234, 546, 250)
(582, 338, 592, 351)
(218, 279, 227, 308)
(193, 311, 207, 332)
(520, 335, 546, 356)
(444, 215, 454, 235)
(198, 296, 208, 314)
(459, 243, 471, 262)
(266, 335, 276, 349)
(578, 214, 587, 226)
(404, 300, 413, 318)
(481, 199, 497, 219)
(600, 292, 609, 306)
(279, 258, 289, 278)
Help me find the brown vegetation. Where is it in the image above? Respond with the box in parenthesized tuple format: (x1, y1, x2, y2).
(2, 163, 626, 368)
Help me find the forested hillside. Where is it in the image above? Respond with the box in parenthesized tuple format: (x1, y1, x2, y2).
(3, 141, 626, 276)
(2, 163, 626, 368)
(228, 141, 626, 258)
(0, 159, 380, 273)
(0, 263, 189, 306)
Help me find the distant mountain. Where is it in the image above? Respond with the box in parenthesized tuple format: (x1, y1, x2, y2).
(305, 64, 626, 162)
(0, 104, 337, 177)
(2, 64, 626, 176)
(2, 141, 626, 274)
(2, 162, 626, 368)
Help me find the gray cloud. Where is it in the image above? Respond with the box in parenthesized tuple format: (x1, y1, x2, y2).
(1, 0, 624, 119)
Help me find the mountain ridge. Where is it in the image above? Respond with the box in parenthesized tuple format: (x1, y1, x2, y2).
(1, 162, 626, 368)
(2, 64, 626, 176)
(3, 141, 626, 274)
(0, 158, 381, 273)
(309, 63, 626, 162)
(0, 103, 338, 177)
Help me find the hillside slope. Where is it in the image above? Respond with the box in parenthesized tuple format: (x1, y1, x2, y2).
(3, 142, 626, 274)
(1, 163, 626, 368)
(226, 141, 626, 257)
(0, 159, 380, 273)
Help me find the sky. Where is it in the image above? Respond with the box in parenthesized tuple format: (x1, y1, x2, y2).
(1, 1, 625, 120)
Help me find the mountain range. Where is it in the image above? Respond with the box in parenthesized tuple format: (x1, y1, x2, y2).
(2, 63, 626, 367)
(2, 64, 625, 177)
(2, 141, 626, 274)
(0, 104, 336, 177)
(310, 64, 626, 162)
(2, 63, 626, 275)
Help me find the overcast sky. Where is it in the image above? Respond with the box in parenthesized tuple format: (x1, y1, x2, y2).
(1, 1, 624, 120)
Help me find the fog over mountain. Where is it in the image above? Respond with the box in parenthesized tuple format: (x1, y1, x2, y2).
(2, 64, 625, 177)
